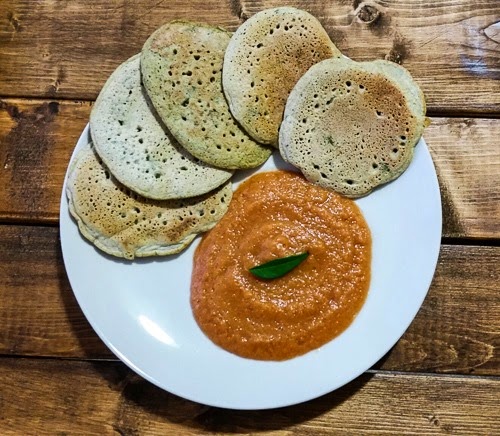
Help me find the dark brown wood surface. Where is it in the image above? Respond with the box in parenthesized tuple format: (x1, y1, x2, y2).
(1, 358, 498, 434)
(1, 0, 499, 115)
(0, 99, 91, 223)
(0, 0, 498, 432)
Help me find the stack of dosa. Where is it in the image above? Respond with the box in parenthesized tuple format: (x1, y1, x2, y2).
(67, 7, 428, 259)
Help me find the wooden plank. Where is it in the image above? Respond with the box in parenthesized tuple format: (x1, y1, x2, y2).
(0, 0, 499, 114)
(0, 98, 91, 223)
(0, 225, 498, 375)
(1, 98, 499, 238)
(379, 243, 500, 375)
(0, 225, 111, 358)
(425, 117, 500, 239)
(0, 358, 498, 434)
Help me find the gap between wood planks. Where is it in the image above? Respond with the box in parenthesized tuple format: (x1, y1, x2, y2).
(1, 221, 499, 248)
(1, 94, 500, 119)
(441, 237, 500, 247)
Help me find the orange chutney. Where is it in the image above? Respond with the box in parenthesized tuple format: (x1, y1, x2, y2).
(190, 171, 371, 361)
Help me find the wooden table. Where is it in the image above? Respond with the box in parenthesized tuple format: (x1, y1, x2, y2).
(1, 0, 499, 433)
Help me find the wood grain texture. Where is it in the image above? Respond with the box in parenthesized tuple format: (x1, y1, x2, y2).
(0, 225, 110, 358)
(0, 358, 498, 434)
(0, 0, 499, 114)
(0, 98, 91, 223)
(0, 225, 498, 375)
(425, 117, 500, 239)
(0, 0, 497, 431)
(2, 97, 499, 237)
(379, 243, 500, 375)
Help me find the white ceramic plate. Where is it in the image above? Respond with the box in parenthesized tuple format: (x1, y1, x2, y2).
(60, 124, 442, 410)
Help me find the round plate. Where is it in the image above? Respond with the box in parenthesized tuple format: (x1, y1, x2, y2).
(60, 124, 442, 410)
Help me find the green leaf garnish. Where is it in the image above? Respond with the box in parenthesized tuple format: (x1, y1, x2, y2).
(249, 252, 309, 279)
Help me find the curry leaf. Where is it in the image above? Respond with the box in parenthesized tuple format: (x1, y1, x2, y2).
(249, 252, 309, 279)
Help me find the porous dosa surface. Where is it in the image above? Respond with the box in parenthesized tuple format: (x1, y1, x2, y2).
(223, 7, 341, 146)
(141, 21, 272, 169)
(90, 54, 232, 200)
(279, 57, 427, 197)
(66, 142, 232, 259)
